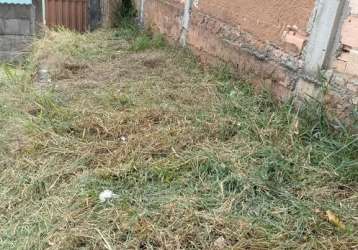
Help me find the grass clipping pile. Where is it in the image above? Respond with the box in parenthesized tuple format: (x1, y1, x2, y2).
(0, 27, 357, 249)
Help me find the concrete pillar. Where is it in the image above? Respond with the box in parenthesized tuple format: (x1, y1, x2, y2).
(179, 0, 193, 47)
(30, 5, 36, 34)
(140, 0, 145, 25)
(304, 0, 346, 76)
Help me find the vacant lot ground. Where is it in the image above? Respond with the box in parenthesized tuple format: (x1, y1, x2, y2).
(0, 26, 357, 249)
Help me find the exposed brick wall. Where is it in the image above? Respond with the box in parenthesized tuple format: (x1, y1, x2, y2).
(138, 0, 357, 127)
(329, 0, 358, 120)
(0, 4, 35, 62)
(193, 0, 314, 53)
(141, 0, 310, 99)
(334, 0, 358, 77)
(351, 0, 358, 14)
(187, 9, 296, 101)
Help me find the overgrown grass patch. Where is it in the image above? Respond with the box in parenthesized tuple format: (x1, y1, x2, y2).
(0, 25, 357, 249)
(130, 33, 166, 51)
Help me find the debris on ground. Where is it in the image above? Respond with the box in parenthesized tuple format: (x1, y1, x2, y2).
(326, 210, 346, 230)
(99, 190, 118, 203)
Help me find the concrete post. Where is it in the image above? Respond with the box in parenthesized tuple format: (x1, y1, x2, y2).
(179, 0, 193, 47)
(140, 0, 145, 25)
(30, 5, 36, 34)
(304, 0, 346, 76)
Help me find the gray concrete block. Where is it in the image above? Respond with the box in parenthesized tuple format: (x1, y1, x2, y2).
(0, 19, 5, 34)
(0, 51, 29, 62)
(2, 19, 31, 35)
(0, 35, 32, 51)
(0, 5, 34, 62)
(0, 4, 33, 20)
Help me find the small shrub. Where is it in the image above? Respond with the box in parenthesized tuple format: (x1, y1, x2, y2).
(130, 34, 152, 51)
(129, 33, 166, 51)
(113, 21, 140, 40)
(152, 34, 166, 48)
(113, 0, 137, 27)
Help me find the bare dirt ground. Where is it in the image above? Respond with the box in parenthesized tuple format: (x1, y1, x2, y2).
(0, 27, 357, 249)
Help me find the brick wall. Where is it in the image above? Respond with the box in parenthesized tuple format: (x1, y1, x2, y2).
(334, 0, 358, 77)
(0, 4, 35, 62)
(140, 0, 312, 98)
(193, 0, 314, 54)
(136, 0, 357, 126)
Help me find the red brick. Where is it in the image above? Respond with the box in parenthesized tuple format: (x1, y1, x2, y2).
(351, 0, 358, 15)
(341, 16, 358, 48)
(282, 30, 307, 53)
(335, 50, 358, 76)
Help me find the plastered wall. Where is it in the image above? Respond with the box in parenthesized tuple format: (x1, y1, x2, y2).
(193, 0, 314, 53)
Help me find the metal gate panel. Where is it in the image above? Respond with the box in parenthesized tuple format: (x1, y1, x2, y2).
(46, 0, 88, 32)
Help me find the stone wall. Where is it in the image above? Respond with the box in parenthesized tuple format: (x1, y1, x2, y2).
(136, 0, 357, 127)
(0, 3, 35, 62)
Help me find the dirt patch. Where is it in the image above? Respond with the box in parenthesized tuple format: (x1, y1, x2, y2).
(143, 57, 164, 68)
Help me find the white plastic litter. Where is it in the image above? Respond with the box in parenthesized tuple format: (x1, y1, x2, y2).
(99, 190, 118, 203)
(120, 136, 127, 143)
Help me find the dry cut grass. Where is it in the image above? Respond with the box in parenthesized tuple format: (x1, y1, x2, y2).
(0, 26, 357, 249)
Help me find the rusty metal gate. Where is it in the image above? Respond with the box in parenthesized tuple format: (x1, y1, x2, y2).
(46, 0, 88, 32)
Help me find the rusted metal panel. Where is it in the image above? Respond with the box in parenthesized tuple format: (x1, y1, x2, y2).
(46, 0, 88, 32)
